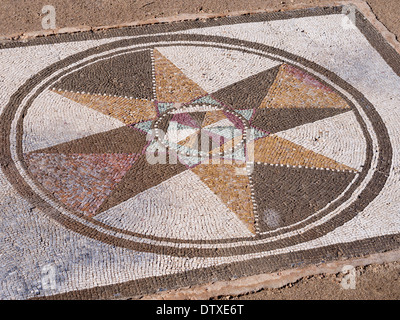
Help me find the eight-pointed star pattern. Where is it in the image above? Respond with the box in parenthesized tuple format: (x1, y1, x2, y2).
(24, 47, 360, 235)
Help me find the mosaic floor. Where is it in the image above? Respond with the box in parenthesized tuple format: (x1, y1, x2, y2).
(1, 5, 399, 299)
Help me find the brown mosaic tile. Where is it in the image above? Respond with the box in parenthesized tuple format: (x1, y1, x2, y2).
(251, 107, 350, 134)
(212, 65, 281, 110)
(53, 49, 154, 100)
(96, 155, 188, 214)
(252, 163, 357, 231)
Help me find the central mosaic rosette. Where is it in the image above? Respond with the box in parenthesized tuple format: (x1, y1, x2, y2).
(152, 104, 248, 163)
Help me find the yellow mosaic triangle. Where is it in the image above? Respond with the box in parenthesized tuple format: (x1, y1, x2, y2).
(202, 110, 228, 128)
(252, 135, 357, 172)
(191, 163, 255, 233)
(153, 49, 208, 103)
(259, 64, 351, 110)
(53, 90, 156, 125)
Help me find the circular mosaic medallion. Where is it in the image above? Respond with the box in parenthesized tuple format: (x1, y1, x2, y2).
(1, 34, 391, 257)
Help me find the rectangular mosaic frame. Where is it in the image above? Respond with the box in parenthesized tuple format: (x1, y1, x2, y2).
(0, 3, 399, 299)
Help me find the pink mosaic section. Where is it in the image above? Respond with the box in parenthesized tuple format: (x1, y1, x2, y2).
(284, 64, 333, 93)
(24, 153, 138, 216)
(171, 113, 200, 128)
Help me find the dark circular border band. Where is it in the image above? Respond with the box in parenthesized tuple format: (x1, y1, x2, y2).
(0, 34, 391, 257)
